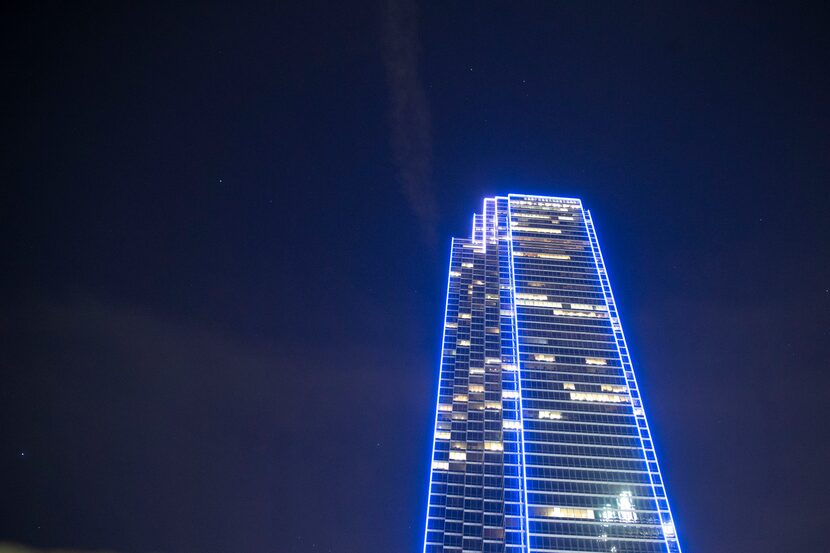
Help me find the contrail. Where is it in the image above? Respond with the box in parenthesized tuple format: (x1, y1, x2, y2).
(381, 0, 437, 242)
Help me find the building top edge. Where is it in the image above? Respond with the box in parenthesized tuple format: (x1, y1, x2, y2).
(506, 193, 583, 204)
(480, 194, 583, 204)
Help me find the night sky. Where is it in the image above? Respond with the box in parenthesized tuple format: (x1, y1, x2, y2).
(2, 2, 829, 552)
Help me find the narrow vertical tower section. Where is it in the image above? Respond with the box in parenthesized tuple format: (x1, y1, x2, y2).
(424, 194, 682, 553)
(495, 196, 527, 553)
(583, 210, 681, 553)
(425, 228, 504, 552)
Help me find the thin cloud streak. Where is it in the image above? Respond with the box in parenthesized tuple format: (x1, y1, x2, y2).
(381, 0, 437, 242)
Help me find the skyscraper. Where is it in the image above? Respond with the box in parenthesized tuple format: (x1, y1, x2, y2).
(423, 195, 681, 553)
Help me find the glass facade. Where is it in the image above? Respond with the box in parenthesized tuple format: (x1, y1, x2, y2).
(424, 195, 681, 553)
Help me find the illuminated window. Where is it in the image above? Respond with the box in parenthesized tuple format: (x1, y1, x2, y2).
(469, 367, 485, 375)
(516, 293, 547, 300)
(469, 384, 485, 393)
(502, 390, 519, 399)
(538, 410, 562, 420)
(446, 322, 458, 328)
(513, 212, 550, 219)
(485, 401, 502, 410)
(516, 299, 563, 308)
(515, 252, 571, 260)
(438, 404, 452, 412)
(503, 420, 521, 430)
(585, 358, 607, 366)
(435, 431, 450, 439)
(562, 383, 576, 390)
(459, 313, 472, 319)
(485, 357, 501, 364)
(601, 492, 638, 523)
(601, 384, 627, 393)
(543, 507, 595, 519)
(534, 354, 556, 362)
(449, 271, 461, 277)
(449, 451, 467, 461)
(432, 460, 449, 470)
(462, 262, 474, 268)
(484, 442, 504, 451)
(617, 492, 637, 522)
(553, 309, 607, 318)
(512, 226, 562, 235)
(502, 364, 517, 371)
(458, 339, 471, 346)
(570, 392, 628, 403)
(453, 394, 468, 402)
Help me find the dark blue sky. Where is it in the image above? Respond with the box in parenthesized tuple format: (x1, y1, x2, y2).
(2, 2, 829, 552)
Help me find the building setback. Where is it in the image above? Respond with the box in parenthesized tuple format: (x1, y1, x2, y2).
(424, 194, 681, 553)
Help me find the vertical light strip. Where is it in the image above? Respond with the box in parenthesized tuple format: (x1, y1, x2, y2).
(495, 195, 525, 552)
(482, 198, 490, 252)
(583, 210, 682, 553)
(422, 237, 457, 553)
(505, 196, 531, 553)
(486, 197, 497, 243)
